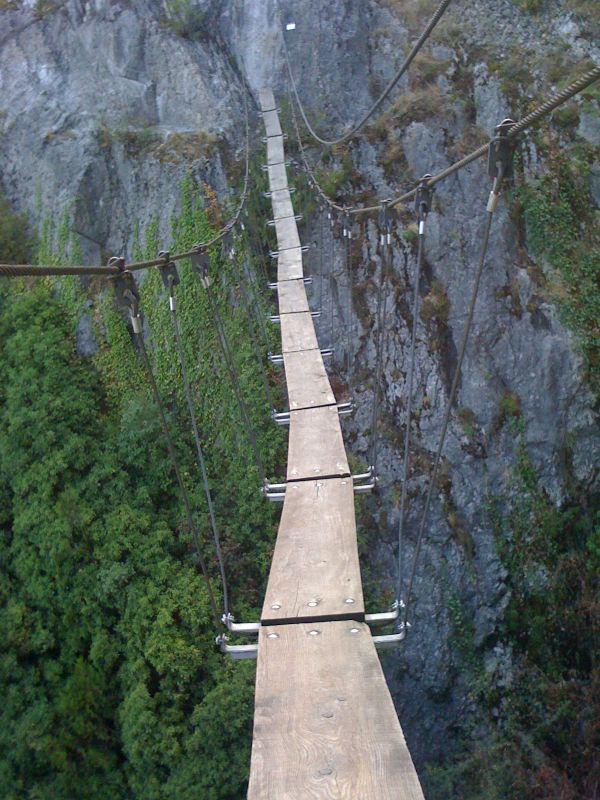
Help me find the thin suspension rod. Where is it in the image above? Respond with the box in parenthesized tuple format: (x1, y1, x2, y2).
(136, 328, 221, 628)
(205, 283, 267, 487)
(401, 167, 506, 630)
(369, 226, 391, 472)
(280, 0, 453, 146)
(396, 221, 426, 608)
(167, 278, 230, 619)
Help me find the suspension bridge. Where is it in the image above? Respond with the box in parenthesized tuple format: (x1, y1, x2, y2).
(1, 0, 599, 795)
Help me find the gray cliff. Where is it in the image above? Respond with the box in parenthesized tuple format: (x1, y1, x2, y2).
(1, 0, 598, 768)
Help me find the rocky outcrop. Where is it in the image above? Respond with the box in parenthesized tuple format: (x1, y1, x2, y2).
(1, 0, 598, 768)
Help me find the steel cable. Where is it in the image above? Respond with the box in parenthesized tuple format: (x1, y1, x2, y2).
(396, 214, 426, 611)
(279, 0, 453, 146)
(205, 282, 268, 488)
(401, 166, 507, 631)
(166, 276, 230, 620)
(368, 220, 391, 473)
(136, 325, 221, 628)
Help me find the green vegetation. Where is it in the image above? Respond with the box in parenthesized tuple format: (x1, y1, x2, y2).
(0, 192, 34, 263)
(516, 149, 600, 398)
(0, 173, 285, 797)
(162, 0, 206, 40)
(425, 421, 600, 799)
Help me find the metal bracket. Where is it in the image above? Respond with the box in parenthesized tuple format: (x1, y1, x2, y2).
(158, 252, 179, 296)
(264, 466, 375, 502)
(261, 133, 288, 143)
(262, 160, 291, 171)
(488, 118, 516, 181)
(267, 214, 303, 226)
(216, 634, 258, 661)
(111, 266, 144, 334)
(414, 175, 433, 229)
(222, 613, 260, 637)
(190, 247, 211, 288)
(268, 348, 333, 366)
(269, 244, 309, 258)
(271, 401, 354, 426)
(263, 185, 295, 198)
(269, 310, 321, 323)
(365, 600, 402, 627)
(268, 277, 312, 289)
(372, 625, 408, 648)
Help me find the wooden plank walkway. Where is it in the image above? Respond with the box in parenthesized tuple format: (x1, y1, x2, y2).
(280, 311, 320, 353)
(278, 279, 310, 314)
(261, 479, 363, 625)
(287, 406, 350, 481)
(248, 622, 425, 800)
(250, 88, 425, 800)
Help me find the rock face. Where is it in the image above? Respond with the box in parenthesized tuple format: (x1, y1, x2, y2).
(1, 0, 599, 768)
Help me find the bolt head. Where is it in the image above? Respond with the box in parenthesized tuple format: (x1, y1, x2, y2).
(267, 632, 279, 639)
(308, 629, 320, 636)
(271, 603, 281, 610)
(345, 597, 355, 604)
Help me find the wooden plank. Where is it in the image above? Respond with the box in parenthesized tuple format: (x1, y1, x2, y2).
(277, 247, 304, 282)
(283, 349, 336, 410)
(287, 406, 350, 481)
(267, 136, 286, 166)
(261, 479, 364, 624)
(280, 311, 319, 354)
(263, 109, 283, 138)
(248, 620, 425, 799)
(271, 189, 295, 220)
(275, 215, 301, 251)
(259, 87, 277, 111)
(278, 279, 310, 314)
(268, 161, 289, 192)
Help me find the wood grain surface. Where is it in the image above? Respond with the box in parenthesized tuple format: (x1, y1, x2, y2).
(280, 311, 319, 353)
(283, 349, 336, 410)
(249, 620, 425, 799)
(261, 479, 364, 625)
(277, 279, 310, 314)
(275, 215, 301, 251)
(287, 406, 350, 481)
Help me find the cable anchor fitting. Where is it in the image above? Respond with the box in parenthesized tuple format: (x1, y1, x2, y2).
(414, 174, 433, 235)
(379, 201, 393, 246)
(158, 251, 179, 311)
(111, 267, 143, 334)
(487, 118, 516, 212)
(190, 245, 211, 288)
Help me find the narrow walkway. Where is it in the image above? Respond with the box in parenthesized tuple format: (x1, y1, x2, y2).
(247, 89, 425, 800)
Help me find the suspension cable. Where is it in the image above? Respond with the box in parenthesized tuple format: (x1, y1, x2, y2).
(235, 257, 277, 415)
(196, 258, 268, 488)
(396, 181, 432, 613)
(368, 204, 393, 474)
(288, 64, 600, 219)
(279, 0, 453, 146)
(401, 134, 511, 631)
(159, 259, 230, 620)
(111, 269, 221, 627)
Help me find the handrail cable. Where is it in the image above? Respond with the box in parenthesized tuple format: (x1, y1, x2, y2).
(396, 182, 432, 613)
(203, 278, 268, 488)
(401, 145, 510, 631)
(235, 258, 277, 415)
(279, 0, 453, 146)
(286, 64, 600, 218)
(368, 204, 392, 473)
(2, 65, 598, 279)
(112, 270, 221, 627)
(159, 262, 230, 620)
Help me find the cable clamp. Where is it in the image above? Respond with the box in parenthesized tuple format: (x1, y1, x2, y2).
(111, 267, 143, 333)
(190, 245, 211, 289)
(158, 251, 180, 300)
(414, 174, 433, 227)
(488, 118, 516, 182)
(379, 201, 394, 246)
